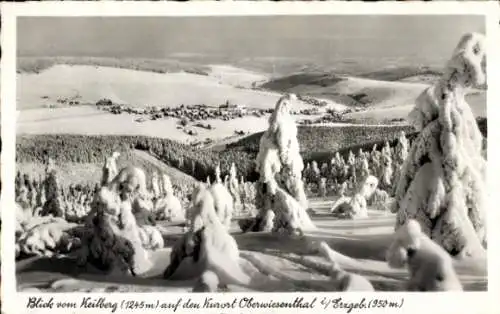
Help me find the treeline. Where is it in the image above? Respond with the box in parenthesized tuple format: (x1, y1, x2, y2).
(229, 117, 486, 159)
(16, 117, 487, 184)
(16, 134, 256, 183)
(227, 124, 415, 155)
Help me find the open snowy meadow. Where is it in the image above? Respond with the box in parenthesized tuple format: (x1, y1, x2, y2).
(10, 13, 490, 295)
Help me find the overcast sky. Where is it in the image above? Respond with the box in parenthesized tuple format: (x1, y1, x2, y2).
(17, 15, 485, 67)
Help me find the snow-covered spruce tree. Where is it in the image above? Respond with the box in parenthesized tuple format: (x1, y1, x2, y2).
(349, 164, 357, 190)
(238, 176, 245, 199)
(264, 178, 316, 235)
(100, 152, 120, 187)
(395, 131, 409, 165)
(320, 162, 329, 179)
(381, 141, 391, 158)
(356, 152, 370, 184)
(228, 163, 241, 206)
(41, 160, 64, 218)
(303, 162, 312, 185)
(342, 164, 350, 185)
(330, 175, 379, 219)
(319, 177, 328, 198)
(392, 131, 409, 194)
(337, 181, 348, 198)
(241, 182, 257, 215)
(370, 144, 381, 181)
(251, 94, 313, 233)
(79, 166, 154, 275)
(335, 151, 345, 168)
(347, 150, 355, 167)
(392, 33, 487, 258)
(329, 157, 337, 178)
(15, 171, 23, 197)
(379, 141, 393, 191)
(31, 180, 40, 210)
(331, 152, 346, 182)
(155, 174, 184, 222)
(36, 175, 46, 209)
(163, 185, 250, 286)
(15, 209, 80, 258)
(310, 161, 321, 186)
(357, 148, 365, 162)
(215, 163, 222, 184)
(162, 173, 174, 196)
(151, 171, 161, 199)
(24, 175, 35, 210)
(239, 182, 248, 212)
(16, 175, 30, 210)
(77, 188, 141, 275)
(346, 150, 358, 188)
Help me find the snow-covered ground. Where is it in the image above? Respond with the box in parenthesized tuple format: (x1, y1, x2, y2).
(207, 64, 270, 89)
(17, 64, 283, 110)
(16, 197, 487, 293)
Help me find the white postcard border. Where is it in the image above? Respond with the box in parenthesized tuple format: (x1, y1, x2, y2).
(2, 1, 500, 314)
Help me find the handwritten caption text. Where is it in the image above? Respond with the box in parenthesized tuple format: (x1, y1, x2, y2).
(27, 296, 405, 313)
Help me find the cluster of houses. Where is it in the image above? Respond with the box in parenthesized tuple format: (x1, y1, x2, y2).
(95, 98, 273, 124)
(297, 94, 329, 107)
(95, 96, 347, 131)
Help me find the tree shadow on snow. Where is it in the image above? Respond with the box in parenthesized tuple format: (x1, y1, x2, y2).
(232, 230, 393, 262)
(16, 251, 198, 291)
